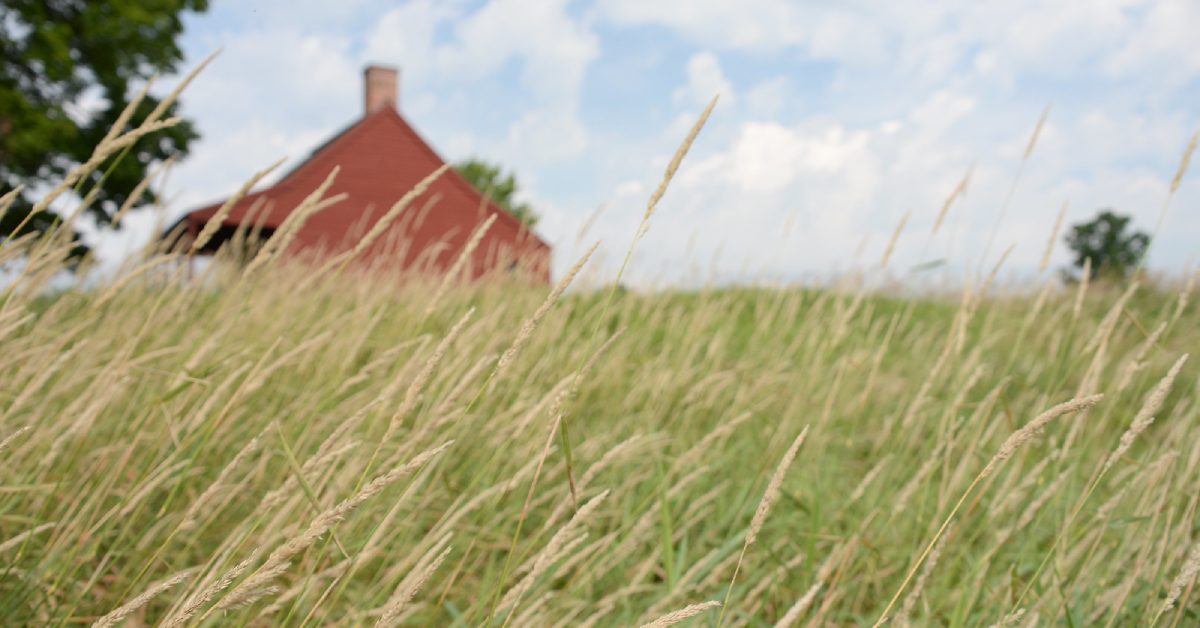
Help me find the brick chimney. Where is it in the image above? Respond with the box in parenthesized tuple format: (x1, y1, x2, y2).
(363, 65, 398, 115)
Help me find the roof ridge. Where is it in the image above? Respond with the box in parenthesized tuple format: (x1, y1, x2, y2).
(375, 109, 549, 249)
(171, 106, 550, 252)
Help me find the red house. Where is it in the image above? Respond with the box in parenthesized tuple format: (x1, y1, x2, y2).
(167, 65, 551, 282)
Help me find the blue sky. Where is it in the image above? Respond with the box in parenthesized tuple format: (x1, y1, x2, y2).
(98, 0, 1200, 285)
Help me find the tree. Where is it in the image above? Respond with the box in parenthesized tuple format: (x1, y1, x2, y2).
(0, 0, 209, 256)
(454, 159, 539, 229)
(1063, 210, 1149, 281)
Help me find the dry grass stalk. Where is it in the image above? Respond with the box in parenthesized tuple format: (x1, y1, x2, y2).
(327, 164, 449, 271)
(0, 425, 31, 453)
(0, 522, 56, 554)
(777, 580, 823, 627)
(976, 244, 1014, 307)
(931, 167, 972, 236)
(100, 74, 156, 148)
(983, 395, 1105, 479)
(1096, 450, 1178, 522)
(1073, 257, 1092, 319)
(146, 49, 220, 125)
(638, 96, 718, 241)
(880, 210, 911, 269)
(745, 552, 807, 612)
(876, 395, 1104, 626)
(1040, 200, 1068, 273)
(895, 526, 951, 626)
(1024, 105, 1052, 161)
(87, 253, 182, 308)
(639, 600, 721, 628)
(1170, 131, 1198, 195)
(163, 551, 260, 628)
(1154, 540, 1200, 623)
(190, 158, 286, 254)
(498, 489, 610, 615)
(777, 546, 844, 628)
(426, 214, 497, 315)
(992, 469, 1069, 553)
(219, 585, 281, 611)
(988, 608, 1027, 627)
(748, 426, 810, 546)
(376, 535, 453, 627)
(894, 441, 946, 513)
(677, 412, 753, 471)
(1169, 270, 1196, 329)
(496, 242, 598, 374)
(384, 307, 475, 440)
(431, 455, 542, 538)
(1013, 470, 1069, 533)
(625, 465, 712, 550)
(180, 433, 262, 530)
(509, 595, 551, 626)
(718, 425, 810, 624)
(849, 456, 890, 504)
(641, 546, 720, 619)
(1019, 275, 1055, 339)
(1083, 281, 1139, 355)
(93, 568, 196, 628)
(979, 104, 1050, 268)
(115, 460, 189, 521)
(574, 202, 606, 244)
(1148, 130, 1200, 244)
(577, 586, 653, 628)
(112, 156, 175, 228)
(8, 63, 172, 238)
(543, 433, 654, 530)
(17, 117, 179, 241)
(546, 531, 612, 586)
(260, 556, 359, 618)
(0, 184, 24, 222)
(1116, 321, 1168, 392)
(609, 95, 717, 288)
(246, 166, 346, 272)
(1101, 354, 1188, 475)
(258, 440, 358, 514)
(216, 441, 452, 612)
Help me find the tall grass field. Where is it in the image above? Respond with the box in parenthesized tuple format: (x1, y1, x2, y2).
(2, 61, 1199, 626)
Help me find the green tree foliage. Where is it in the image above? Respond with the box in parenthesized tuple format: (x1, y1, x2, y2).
(0, 0, 209, 255)
(1063, 209, 1149, 281)
(454, 158, 539, 229)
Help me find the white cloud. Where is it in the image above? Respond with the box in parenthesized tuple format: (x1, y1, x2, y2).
(364, 0, 599, 169)
(184, 29, 359, 128)
(502, 108, 591, 166)
(594, 0, 807, 53)
(584, 76, 1197, 285)
(1105, 0, 1200, 82)
(673, 52, 734, 108)
(169, 121, 330, 209)
(595, 0, 1200, 88)
(361, 0, 457, 85)
(744, 77, 795, 118)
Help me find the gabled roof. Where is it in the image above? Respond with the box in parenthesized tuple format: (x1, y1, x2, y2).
(173, 106, 548, 250)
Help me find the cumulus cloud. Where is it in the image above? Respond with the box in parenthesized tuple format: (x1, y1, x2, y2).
(744, 77, 796, 118)
(673, 52, 734, 108)
(363, 0, 597, 142)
